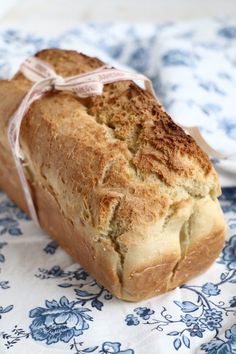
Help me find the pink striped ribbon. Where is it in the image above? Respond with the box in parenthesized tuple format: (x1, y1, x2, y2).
(7, 56, 229, 226)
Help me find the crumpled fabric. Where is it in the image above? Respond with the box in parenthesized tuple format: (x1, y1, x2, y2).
(0, 19, 236, 354)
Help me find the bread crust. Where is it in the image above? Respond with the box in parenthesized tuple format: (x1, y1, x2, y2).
(0, 49, 226, 301)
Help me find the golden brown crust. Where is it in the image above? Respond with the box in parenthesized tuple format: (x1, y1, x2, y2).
(0, 158, 225, 301)
(0, 49, 226, 301)
(0, 157, 225, 301)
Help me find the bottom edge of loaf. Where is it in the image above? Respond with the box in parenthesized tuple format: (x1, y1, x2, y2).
(0, 164, 226, 302)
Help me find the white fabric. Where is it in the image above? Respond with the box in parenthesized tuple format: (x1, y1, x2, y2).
(0, 19, 236, 354)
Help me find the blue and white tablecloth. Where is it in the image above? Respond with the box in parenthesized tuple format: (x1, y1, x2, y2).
(0, 18, 236, 354)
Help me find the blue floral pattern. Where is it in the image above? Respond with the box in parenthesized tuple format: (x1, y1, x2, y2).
(162, 49, 199, 67)
(35, 265, 112, 310)
(0, 241, 7, 263)
(29, 296, 92, 344)
(0, 19, 236, 353)
(222, 235, 236, 270)
(0, 304, 13, 320)
(0, 194, 29, 236)
(124, 213, 236, 352)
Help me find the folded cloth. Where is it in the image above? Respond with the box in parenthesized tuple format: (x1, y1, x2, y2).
(152, 18, 236, 183)
(0, 20, 236, 354)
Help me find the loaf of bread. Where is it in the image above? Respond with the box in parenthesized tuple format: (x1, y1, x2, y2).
(0, 49, 226, 301)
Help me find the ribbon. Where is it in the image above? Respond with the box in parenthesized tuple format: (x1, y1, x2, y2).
(7, 55, 234, 226)
(7, 56, 156, 226)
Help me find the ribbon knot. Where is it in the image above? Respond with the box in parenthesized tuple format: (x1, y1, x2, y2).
(51, 75, 65, 86)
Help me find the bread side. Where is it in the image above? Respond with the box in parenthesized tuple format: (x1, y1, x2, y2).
(0, 49, 226, 300)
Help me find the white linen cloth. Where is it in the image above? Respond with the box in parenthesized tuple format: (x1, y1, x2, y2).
(0, 19, 236, 354)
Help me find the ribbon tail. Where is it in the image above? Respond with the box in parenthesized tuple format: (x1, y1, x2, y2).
(180, 125, 232, 159)
(7, 79, 52, 226)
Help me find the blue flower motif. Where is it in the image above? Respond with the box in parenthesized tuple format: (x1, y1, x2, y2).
(48, 265, 64, 277)
(0, 197, 28, 236)
(188, 324, 205, 338)
(222, 235, 236, 270)
(74, 269, 88, 281)
(43, 240, 58, 254)
(0, 280, 10, 289)
(229, 296, 236, 308)
(162, 49, 199, 67)
(225, 324, 236, 343)
(202, 282, 220, 296)
(205, 309, 223, 319)
(125, 314, 140, 326)
(134, 307, 155, 320)
(181, 314, 198, 327)
(200, 309, 223, 331)
(102, 342, 121, 354)
(218, 26, 236, 39)
(29, 296, 92, 344)
(102, 341, 134, 354)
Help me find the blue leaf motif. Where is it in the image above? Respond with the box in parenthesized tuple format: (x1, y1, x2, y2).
(217, 343, 232, 354)
(91, 298, 103, 311)
(218, 26, 236, 39)
(75, 289, 92, 297)
(0, 228, 7, 235)
(174, 301, 199, 313)
(162, 49, 198, 67)
(0, 218, 15, 225)
(0, 304, 13, 314)
(174, 338, 182, 350)
(0, 253, 5, 262)
(29, 307, 45, 318)
(0, 242, 7, 249)
(58, 283, 72, 288)
(201, 339, 225, 353)
(220, 273, 228, 281)
(9, 228, 22, 236)
(45, 299, 58, 308)
(168, 331, 179, 336)
(182, 335, 190, 348)
(60, 296, 70, 306)
(83, 346, 99, 353)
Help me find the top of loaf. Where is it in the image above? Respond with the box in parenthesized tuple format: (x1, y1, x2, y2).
(2, 49, 220, 239)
